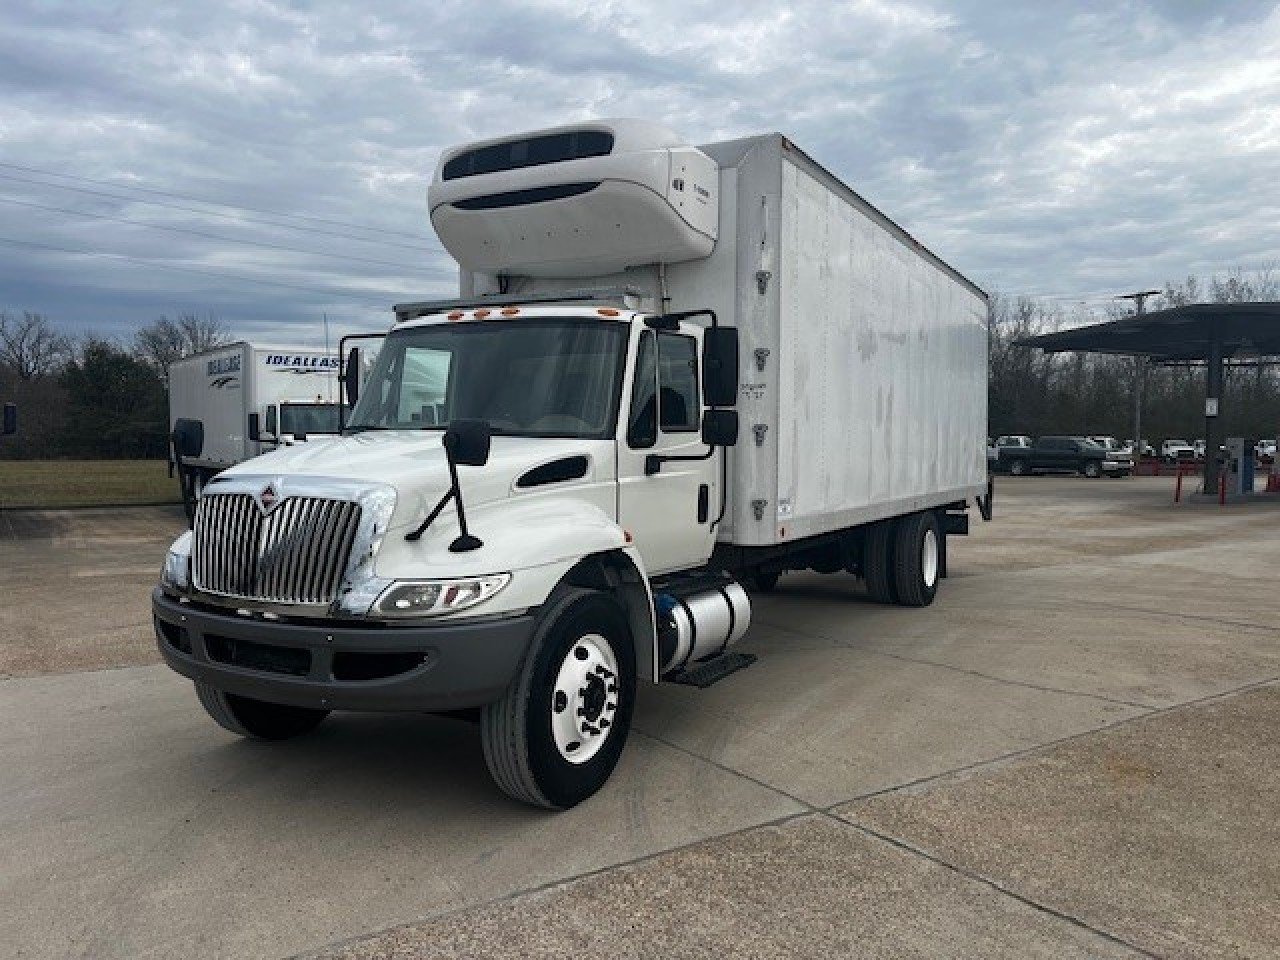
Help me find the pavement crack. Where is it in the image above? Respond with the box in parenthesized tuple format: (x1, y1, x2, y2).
(631, 727, 818, 813)
(835, 815, 1164, 959)
(827, 674, 1280, 809)
(287, 808, 813, 960)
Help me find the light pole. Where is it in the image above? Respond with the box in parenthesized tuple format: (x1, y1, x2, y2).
(1116, 290, 1160, 458)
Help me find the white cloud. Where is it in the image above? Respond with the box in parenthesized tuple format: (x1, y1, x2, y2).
(0, 0, 1277, 340)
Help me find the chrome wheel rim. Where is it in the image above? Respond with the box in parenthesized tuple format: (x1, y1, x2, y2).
(921, 528, 939, 588)
(550, 633, 619, 765)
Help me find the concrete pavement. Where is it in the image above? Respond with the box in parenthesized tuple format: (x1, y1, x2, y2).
(2, 478, 1278, 958)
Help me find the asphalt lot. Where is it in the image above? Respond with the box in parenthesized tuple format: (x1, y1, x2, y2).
(2, 478, 1278, 958)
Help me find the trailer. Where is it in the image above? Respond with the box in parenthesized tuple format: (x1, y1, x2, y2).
(154, 121, 990, 808)
(167, 342, 341, 517)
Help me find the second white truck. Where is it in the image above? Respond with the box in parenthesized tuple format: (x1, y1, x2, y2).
(154, 121, 991, 808)
(168, 342, 342, 517)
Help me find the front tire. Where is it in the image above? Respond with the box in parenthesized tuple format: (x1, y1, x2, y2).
(1082, 461, 1102, 478)
(893, 512, 942, 607)
(481, 590, 635, 810)
(194, 682, 329, 740)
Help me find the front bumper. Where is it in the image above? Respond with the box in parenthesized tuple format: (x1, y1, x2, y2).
(152, 588, 535, 712)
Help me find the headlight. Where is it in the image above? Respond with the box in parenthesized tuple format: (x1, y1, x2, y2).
(373, 574, 511, 619)
(161, 531, 193, 591)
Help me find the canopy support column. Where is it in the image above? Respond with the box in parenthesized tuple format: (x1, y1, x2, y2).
(1203, 335, 1223, 495)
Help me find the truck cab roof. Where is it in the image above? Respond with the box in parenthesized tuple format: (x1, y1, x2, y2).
(395, 304, 646, 332)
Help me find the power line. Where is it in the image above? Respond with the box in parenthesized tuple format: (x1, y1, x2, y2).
(0, 170, 445, 254)
(0, 233, 412, 306)
(0, 195, 441, 274)
(0, 159, 432, 242)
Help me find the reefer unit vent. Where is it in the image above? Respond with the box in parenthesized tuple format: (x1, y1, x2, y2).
(428, 120, 718, 278)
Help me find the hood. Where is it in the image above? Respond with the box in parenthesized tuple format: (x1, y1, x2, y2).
(218, 430, 613, 536)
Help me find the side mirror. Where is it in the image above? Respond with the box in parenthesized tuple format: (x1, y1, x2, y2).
(702, 328, 739, 408)
(443, 419, 491, 467)
(172, 418, 204, 459)
(247, 412, 262, 442)
(702, 409, 739, 447)
(343, 347, 360, 406)
(2, 403, 14, 437)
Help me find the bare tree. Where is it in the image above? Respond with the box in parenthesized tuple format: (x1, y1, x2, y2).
(133, 316, 186, 376)
(176, 312, 229, 353)
(134, 312, 230, 378)
(0, 311, 72, 380)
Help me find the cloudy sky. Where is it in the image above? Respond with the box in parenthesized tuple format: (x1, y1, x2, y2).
(2, 0, 1278, 343)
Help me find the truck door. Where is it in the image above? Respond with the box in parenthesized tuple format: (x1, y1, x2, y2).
(617, 326, 718, 575)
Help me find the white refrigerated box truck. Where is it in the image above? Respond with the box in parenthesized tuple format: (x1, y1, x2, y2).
(154, 121, 991, 808)
(167, 342, 342, 517)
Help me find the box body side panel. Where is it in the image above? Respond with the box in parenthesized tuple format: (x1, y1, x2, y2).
(772, 157, 988, 542)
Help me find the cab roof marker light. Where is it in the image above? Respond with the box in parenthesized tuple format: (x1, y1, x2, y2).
(500, 307, 521, 316)
(473, 309, 491, 319)
(447, 311, 465, 321)
(597, 308, 620, 317)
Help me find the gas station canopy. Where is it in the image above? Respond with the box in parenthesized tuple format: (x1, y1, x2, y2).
(1015, 302, 1280, 362)
(1015, 301, 1280, 494)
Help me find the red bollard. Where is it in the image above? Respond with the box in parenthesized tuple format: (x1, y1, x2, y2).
(1174, 468, 1184, 503)
(1218, 471, 1227, 505)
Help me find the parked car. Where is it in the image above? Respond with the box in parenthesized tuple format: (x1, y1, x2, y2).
(1128, 439, 1155, 458)
(1255, 440, 1276, 462)
(1088, 437, 1134, 475)
(1162, 439, 1196, 463)
(997, 436, 1124, 478)
(1193, 439, 1206, 459)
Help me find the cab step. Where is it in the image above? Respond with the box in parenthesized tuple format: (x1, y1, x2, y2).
(667, 652, 758, 688)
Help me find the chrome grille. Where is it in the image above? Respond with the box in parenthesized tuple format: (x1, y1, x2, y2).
(192, 494, 363, 605)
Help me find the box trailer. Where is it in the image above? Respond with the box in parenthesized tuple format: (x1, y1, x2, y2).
(168, 342, 341, 516)
(154, 121, 990, 809)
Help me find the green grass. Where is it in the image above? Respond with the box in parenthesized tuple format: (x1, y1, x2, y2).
(0, 460, 182, 508)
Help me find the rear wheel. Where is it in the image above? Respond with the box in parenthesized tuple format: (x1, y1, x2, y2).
(1082, 461, 1102, 478)
(893, 512, 942, 607)
(481, 590, 635, 810)
(194, 682, 329, 740)
(862, 520, 898, 603)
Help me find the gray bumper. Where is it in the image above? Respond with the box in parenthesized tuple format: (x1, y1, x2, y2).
(152, 587, 535, 712)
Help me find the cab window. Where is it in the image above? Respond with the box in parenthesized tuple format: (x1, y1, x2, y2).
(658, 333, 699, 432)
(627, 331, 658, 449)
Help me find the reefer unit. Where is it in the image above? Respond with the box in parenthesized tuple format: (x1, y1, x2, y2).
(449, 131, 989, 547)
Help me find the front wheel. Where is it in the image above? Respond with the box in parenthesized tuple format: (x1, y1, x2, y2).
(1082, 461, 1102, 478)
(195, 682, 329, 740)
(481, 590, 635, 810)
(1008, 460, 1028, 476)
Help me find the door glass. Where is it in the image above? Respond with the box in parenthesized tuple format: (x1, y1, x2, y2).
(627, 331, 657, 449)
(658, 333, 699, 432)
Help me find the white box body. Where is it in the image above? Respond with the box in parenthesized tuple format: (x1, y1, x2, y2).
(459, 133, 989, 548)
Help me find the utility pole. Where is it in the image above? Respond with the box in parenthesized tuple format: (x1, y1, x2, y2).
(1116, 290, 1160, 458)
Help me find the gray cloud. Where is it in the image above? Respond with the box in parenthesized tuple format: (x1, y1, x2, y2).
(1, 0, 1278, 343)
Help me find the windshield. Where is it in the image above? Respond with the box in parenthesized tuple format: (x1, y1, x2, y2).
(280, 403, 341, 436)
(346, 319, 628, 439)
